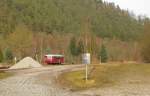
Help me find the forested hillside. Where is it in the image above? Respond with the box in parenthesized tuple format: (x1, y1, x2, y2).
(0, 0, 148, 63)
(0, 0, 143, 40)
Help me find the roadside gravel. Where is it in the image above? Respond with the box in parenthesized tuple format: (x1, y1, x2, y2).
(0, 65, 83, 96)
(1, 65, 150, 96)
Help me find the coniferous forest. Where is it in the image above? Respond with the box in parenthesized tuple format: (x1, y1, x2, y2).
(0, 0, 149, 64)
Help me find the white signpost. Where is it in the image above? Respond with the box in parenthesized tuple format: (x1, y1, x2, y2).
(82, 53, 90, 81)
(14, 57, 17, 64)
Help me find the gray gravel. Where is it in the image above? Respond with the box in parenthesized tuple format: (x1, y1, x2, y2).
(1, 65, 150, 96)
(0, 65, 83, 96)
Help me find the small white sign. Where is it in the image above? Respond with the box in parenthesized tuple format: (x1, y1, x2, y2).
(82, 53, 90, 64)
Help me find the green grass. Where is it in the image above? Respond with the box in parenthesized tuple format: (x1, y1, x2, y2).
(58, 64, 150, 91)
(0, 71, 12, 79)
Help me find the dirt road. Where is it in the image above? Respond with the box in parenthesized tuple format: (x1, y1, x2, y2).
(0, 65, 84, 96)
(1, 65, 150, 96)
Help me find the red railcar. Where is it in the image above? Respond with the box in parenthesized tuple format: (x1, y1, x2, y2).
(44, 54, 64, 64)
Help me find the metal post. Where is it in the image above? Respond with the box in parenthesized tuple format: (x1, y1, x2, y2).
(85, 64, 88, 81)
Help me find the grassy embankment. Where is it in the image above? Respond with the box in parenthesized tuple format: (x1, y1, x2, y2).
(58, 64, 150, 91)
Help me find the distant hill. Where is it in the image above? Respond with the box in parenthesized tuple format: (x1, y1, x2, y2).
(0, 0, 144, 41)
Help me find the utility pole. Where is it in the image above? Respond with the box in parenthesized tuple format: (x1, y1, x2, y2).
(84, 16, 91, 81)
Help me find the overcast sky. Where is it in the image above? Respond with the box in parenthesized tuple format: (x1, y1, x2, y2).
(103, 0, 150, 17)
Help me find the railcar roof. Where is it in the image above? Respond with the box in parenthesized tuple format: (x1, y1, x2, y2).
(45, 54, 64, 57)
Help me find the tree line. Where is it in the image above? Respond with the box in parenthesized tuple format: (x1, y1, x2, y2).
(0, 0, 143, 40)
(0, 0, 149, 64)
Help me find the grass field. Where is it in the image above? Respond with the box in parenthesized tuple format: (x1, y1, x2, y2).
(58, 64, 150, 91)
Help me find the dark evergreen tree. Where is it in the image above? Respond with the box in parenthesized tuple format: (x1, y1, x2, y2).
(4, 48, 13, 61)
(0, 48, 3, 62)
(77, 40, 84, 55)
(45, 47, 51, 54)
(69, 37, 78, 56)
(99, 44, 108, 63)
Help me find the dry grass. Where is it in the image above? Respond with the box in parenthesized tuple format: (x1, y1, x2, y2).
(58, 64, 150, 91)
(0, 71, 12, 79)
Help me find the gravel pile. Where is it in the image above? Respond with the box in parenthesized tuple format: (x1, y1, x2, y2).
(9, 57, 42, 69)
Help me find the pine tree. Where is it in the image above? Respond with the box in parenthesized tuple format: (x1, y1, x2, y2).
(4, 48, 13, 61)
(77, 40, 84, 55)
(69, 37, 78, 56)
(99, 44, 108, 63)
(0, 48, 3, 62)
(45, 47, 51, 54)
